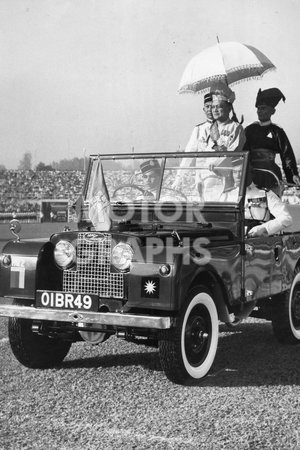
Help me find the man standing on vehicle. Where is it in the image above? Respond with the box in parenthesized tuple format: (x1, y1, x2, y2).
(183, 84, 245, 155)
(244, 88, 300, 188)
(208, 84, 245, 152)
(172, 85, 246, 196)
(171, 93, 214, 189)
(183, 92, 214, 155)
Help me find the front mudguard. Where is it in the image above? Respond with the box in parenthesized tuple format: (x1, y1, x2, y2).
(0, 240, 62, 300)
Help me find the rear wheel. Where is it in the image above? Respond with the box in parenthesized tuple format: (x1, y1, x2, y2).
(9, 317, 72, 368)
(272, 269, 300, 344)
(159, 287, 219, 384)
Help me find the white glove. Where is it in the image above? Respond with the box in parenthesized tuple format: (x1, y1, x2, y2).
(248, 224, 268, 237)
(293, 175, 300, 185)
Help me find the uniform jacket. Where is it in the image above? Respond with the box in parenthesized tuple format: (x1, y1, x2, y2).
(245, 183, 292, 235)
(180, 119, 246, 175)
(185, 119, 245, 154)
(221, 182, 292, 235)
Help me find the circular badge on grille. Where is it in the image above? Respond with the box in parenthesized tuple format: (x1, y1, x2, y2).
(84, 232, 106, 242)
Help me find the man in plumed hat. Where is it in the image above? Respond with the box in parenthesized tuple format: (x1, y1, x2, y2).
(209, 84, 245, 152)
(244, 88, 300, 188)
(183, 84, 245, 155)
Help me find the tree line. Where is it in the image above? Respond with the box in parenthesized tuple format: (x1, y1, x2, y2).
(0, 152, 87, 171)
(0, 152, 125, 171)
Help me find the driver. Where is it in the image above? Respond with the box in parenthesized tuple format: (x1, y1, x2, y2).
(139, 160, 183, 201)
(140, 160, 162, 199)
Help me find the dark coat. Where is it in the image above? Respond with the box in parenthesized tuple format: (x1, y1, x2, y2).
(244, 122, 299, 184)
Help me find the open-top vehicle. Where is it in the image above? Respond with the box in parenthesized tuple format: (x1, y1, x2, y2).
(1, 151, 300, 385)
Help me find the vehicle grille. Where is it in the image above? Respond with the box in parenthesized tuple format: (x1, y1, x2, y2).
(63, 233, 124, 299)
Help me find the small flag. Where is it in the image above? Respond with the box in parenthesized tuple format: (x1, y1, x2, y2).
(88, 158, 112, 231)
(10, 266, 25, 289)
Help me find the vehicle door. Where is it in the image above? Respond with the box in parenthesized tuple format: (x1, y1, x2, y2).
(243, 234, 283, 301)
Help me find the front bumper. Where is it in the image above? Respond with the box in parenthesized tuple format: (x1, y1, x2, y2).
(0, 304, 172, 329)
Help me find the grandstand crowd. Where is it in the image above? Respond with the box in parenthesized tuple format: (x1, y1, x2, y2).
(1, 167, 300, 223)
(0, 170, 85, 221)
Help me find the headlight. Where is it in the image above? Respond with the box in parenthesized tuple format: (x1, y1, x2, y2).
(111, 243, 133, 271)
(54, 240, 76, 269)
(1, 254, 11, 267)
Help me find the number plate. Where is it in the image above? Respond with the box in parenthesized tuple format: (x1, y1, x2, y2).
(36, 291, 99, 312)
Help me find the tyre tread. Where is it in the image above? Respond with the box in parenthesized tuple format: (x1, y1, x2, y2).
(272, 268, 300, 345)
(9, 317, 71, 368)
(158, 286, 218, 385)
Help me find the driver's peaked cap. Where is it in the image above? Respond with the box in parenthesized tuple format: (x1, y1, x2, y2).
(140, 159, 161, 174)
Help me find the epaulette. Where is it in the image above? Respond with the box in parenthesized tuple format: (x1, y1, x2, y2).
(195, 121, 208, 127)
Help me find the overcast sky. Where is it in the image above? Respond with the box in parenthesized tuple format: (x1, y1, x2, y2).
(0, 0, 299, 169)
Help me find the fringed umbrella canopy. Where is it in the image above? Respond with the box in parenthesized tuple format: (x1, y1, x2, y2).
(179, 41, 275, 94)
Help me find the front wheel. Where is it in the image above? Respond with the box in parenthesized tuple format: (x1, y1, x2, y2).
(158, 287, 219, 384)
(9, 317, 72, 368)
(272, 269, 300, 344)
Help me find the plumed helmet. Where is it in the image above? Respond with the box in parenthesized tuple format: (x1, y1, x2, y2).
(210, 82, 236, 104)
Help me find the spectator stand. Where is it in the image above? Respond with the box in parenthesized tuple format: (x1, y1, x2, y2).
(0, 169, 84, 223)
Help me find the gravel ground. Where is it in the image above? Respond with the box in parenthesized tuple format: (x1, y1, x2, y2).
(0, 317, 300, 449)
(0, 318, 7, 340)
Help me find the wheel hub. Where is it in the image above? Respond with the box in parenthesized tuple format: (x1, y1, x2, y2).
(185, 310, 211, 366)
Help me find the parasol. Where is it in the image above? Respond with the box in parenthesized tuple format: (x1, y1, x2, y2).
(178, 41, 275, 94)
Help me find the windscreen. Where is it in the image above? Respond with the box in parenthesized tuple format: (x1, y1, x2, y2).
(86, 153, 246, 205)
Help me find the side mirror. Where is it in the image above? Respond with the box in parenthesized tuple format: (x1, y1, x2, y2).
(9, 219, 21, 241)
